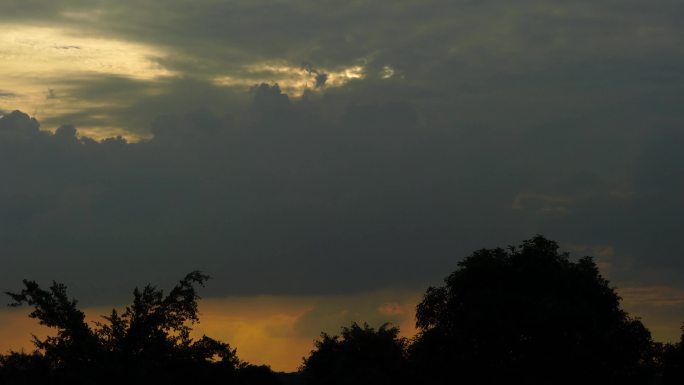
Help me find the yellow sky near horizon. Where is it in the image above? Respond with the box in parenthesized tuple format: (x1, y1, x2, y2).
(0, 290, 422, 372)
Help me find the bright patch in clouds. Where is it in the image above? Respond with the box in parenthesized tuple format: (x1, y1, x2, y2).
(381, 66, 395, 79)
(0, 25, 173, 80)
(214, 63, 365, 96)
(0, 24, 174, 133)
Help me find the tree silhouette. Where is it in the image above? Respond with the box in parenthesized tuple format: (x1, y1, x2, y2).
(301, 322, 409, 385)
(1, 241, 671, 384)
(411, 235, 655, 385)
(0, 271, 281, 385)
(5, 279, 99, 373)
(660, 324, 684, 384)
(94, 272, 237, 365)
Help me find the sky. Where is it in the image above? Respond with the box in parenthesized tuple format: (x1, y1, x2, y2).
(1, 0, 684, 372)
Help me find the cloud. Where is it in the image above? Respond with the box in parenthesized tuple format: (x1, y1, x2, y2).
(0, 66, 676, 306)
(0, 93, 513, 305)
(3, 0, 683, 136)
(1, 0, 684, 343)
(301, 62, 329, 88)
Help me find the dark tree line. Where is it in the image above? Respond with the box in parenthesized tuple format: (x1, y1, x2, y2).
(301, 236, 684, 385)
(0, 272, 279, 385)
(3, 236, 684, 384)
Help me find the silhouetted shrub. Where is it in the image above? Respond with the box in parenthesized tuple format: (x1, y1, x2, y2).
(301, 322, 409, 385)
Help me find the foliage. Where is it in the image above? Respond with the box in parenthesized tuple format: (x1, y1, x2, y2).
(6, 280, 98, 371)
(4, 237, 683, 384)
(0, 271, 261, 385)
(660, 325, 684, 384)
(411, 235, 656, 385)
(301, 322, 409, 385)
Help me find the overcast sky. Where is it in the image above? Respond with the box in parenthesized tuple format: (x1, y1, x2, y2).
(1, 0, 684, 370)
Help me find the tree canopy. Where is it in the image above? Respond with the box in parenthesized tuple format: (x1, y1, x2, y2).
(4, 237, 684, 384)
(660, 325, 684, 384)
(411, 235, 655, 384)
(301, 322, 408, 385)
(1, 271, 278, 385)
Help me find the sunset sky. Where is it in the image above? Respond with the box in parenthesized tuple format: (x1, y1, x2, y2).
(2, 0, 684, 372)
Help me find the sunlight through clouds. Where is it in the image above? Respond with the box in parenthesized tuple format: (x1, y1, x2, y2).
(0, 24, 175, 133)
(0, 25, 174, 80)
(214, 62, 364, 96)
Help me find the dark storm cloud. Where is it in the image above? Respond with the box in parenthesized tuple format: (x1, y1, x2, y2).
(2, 73, 683, 306)
(40, 76, 250, 135)
(1, 0, 683, 314)
(0, 87, 527, 304)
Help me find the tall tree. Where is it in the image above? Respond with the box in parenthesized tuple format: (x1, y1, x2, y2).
(411, 235, 655, 385)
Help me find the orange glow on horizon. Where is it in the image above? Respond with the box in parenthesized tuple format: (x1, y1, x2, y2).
(0, 290, 421, 372)
(2, 287, 682, 371)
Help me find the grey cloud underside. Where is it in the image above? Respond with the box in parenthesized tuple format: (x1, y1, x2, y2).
(2, 76, 684, 304)
(0, 0, 683, 305)
(40, 76, 251, 135)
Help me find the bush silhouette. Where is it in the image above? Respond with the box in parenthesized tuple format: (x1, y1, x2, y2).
(301, 322, 409, 385)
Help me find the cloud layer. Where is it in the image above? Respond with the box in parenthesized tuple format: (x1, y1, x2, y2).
(1, 0, 684, 343)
